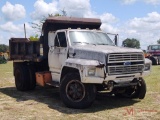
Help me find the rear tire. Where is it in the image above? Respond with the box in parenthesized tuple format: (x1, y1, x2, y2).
(14, 63, 30, 91)
(60, 73, 96, 109)
(28, 66, 36, 90)
(150, 56, 157, 65)
(14, 63, 36, 91)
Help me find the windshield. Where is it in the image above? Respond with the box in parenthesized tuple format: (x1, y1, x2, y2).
(69, 31, 114, 46)
(151, 45, 160, 50)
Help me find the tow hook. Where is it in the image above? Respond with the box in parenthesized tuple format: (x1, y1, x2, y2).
(107, 81, 114, 91)
(102, 81, 114, 92)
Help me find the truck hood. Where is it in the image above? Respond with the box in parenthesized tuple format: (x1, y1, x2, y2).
(69, 45, 143, 64)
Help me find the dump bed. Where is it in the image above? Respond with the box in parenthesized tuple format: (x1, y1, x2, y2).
(9, 38, 41, 62)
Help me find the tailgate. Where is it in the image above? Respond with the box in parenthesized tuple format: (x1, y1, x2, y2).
(9, 38, 40, 61)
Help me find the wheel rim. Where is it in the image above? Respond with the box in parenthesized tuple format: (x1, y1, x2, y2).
(126, 87, 137, 96)
(66, 80, 85, 102)
(123, 84, 140, 98)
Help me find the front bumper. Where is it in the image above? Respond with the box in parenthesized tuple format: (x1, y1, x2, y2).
(82, 71, 150, 84)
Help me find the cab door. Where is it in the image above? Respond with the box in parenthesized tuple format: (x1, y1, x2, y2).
(48, 31, 68, 82)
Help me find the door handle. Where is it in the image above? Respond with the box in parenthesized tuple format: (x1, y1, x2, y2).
(50, 49, 54, 53)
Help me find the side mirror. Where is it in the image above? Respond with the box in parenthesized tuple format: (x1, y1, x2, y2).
(114, 34, 118, 46)
(39, 36, 44, 43)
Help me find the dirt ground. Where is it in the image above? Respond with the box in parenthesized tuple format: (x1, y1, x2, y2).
(0, 62, 160, 120)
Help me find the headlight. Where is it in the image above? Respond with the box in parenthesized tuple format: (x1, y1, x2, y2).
(144, 64, 150, 71)
(88, 68, 96, 76)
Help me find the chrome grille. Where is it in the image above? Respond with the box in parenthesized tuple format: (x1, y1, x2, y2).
(108, 65, 144, 75)
(108, 53, 144, 63)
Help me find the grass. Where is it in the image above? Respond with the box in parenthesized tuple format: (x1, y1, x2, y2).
(0, 61, 14, 87)
(0, 62, 160, 120)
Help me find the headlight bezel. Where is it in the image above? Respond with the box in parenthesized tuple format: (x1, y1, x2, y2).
(88, 68, 96, 76)
(144, 63, 151, 71)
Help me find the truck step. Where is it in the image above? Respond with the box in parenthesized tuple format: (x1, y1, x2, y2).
(45, 81, 60, 87)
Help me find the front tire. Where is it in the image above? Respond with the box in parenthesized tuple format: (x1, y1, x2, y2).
(115, 78, 146, 99)
(136, 78, 146, 99)
(60, 73, 96, 109)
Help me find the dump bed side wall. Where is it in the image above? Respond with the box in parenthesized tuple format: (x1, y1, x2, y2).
(9, 38, 40, 61)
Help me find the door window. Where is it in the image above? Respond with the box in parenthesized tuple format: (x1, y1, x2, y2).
(55, 32, 67, 47)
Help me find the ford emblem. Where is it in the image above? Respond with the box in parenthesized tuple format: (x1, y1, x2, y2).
(124, 62, 131, 66)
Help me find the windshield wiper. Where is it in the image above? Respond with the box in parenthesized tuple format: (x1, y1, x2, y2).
(73, 42, 89, 44)
(97, 43, 109, 45)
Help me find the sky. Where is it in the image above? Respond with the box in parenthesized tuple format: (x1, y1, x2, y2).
(1, 0, 160, 49)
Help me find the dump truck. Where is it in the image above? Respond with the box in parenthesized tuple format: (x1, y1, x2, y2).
(9, 16, 151, 109)
(146, 44, 160, 65)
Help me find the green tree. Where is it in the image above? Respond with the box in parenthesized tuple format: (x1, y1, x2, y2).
(157, 39, 160, 44)
(29, 34, 39, 41)
(122, 38, 140, 49)
(54, 13, 62, 16)
(0, 44, 9, 52)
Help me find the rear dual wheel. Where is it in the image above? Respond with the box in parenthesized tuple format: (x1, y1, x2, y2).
(14, 63, 36, 91)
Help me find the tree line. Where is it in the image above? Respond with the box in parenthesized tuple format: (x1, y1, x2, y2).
(0, 44, 9, 52)
(122, 38, 160, 49)
(122, 38, 140, 49)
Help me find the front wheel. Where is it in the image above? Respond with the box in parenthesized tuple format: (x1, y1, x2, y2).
(115, 78, 146, 99)
(60, 73, 96, 109)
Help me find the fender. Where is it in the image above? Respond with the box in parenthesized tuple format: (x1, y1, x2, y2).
(62, 58, 105, 83)
(142, 58, 152, 76)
